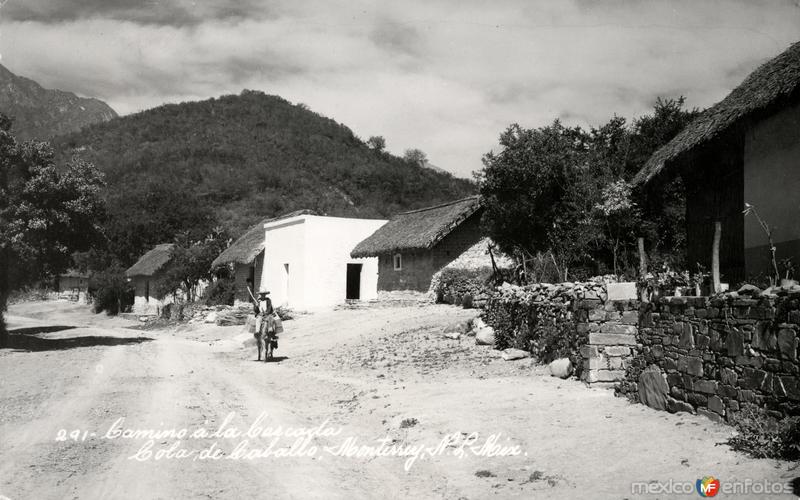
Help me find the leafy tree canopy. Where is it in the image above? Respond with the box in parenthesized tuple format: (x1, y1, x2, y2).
(403, 148, 428, 167)
(477, 98, 699, 281)
(153, 228, 230, 302)
(366, 135, 386, 151)
(0, 114, 106, 341)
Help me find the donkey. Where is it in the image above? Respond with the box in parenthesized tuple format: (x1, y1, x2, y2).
(256, 313, 277, 361)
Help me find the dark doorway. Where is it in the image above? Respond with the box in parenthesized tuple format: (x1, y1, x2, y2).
(346, 263, 362, 300)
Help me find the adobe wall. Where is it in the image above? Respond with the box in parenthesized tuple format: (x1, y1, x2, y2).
(377, 214, 482, 292)
(234, 263, 252, 303)
(743, 100, 800, 277)
(131, 274, 172, 315)
(233, 252, 264, 303)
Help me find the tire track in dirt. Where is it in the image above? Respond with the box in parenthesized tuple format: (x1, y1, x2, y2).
(77, 335, 368, 499)
(0, 326, 147, 500)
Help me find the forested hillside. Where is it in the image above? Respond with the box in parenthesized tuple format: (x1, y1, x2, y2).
(53, 90, 475, 265)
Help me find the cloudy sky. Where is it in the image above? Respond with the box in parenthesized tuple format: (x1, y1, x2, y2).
(1, 0, 799, 177)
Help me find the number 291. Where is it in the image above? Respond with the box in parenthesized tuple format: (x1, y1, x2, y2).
(55, 429, 89, 442)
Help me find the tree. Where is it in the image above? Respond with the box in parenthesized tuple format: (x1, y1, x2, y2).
(595, 180, 641, 278)
(90, 263, 134, 315)
(629, 97, 699, 269)
(153, 228, 230, 303)
(477, 98, 699, 283)
(366, 135, 386, 152)
(0, 114, 106, 344)
(476, 121, 595, 280)
(103, 179, 217, 267)
(403, 148, 428, 167)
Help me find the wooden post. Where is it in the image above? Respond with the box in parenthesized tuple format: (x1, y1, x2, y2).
(488, 243, 499, 277)
(712, 221, 722, 293)
(637, 237, 648, 302)
(637, 237, 647, 277)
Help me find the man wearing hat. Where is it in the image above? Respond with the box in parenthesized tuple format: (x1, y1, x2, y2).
(253, 289, 278, 360)
(253, 289, 274, 318)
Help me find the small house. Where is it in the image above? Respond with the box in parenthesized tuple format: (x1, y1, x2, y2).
(211, 211, 316, 304)
(125, 243, 176, 315)
(57, 270, 90, 302)
(635, 41, 800, 283)
(350, 196, 484, 292)
(260, 214, 387, 310)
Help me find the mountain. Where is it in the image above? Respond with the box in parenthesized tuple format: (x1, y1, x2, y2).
(0, 64, 117, 141)
(52, 90, 476, 265)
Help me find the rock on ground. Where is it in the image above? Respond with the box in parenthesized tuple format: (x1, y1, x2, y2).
(475, 327, 495, 346)
(549, 358, 573, 379)
(501, 348, 530, 361)
(638, 365, 669, 411)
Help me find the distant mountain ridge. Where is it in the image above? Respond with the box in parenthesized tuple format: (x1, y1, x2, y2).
(52, 90, 476, 265)
(0, 64, 117, 141)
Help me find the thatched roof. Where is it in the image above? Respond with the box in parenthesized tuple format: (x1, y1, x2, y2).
(59, 269, 89, 279)
(211, 209, 316, 268)
(126, 243, 175, 277)
(635, 40, 800, 184)
(351, 196, 482, 258)
(443, 237, 514, 270)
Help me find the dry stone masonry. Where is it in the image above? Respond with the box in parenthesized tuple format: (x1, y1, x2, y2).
(619, 287, 800, 421)
(484, 280, 800, 422)
(483, 280, 638, 382)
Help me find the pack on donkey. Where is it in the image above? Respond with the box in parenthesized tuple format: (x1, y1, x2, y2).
(251, 289, 282, 361)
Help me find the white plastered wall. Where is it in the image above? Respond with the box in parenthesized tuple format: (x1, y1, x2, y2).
(260, 215, 386, 310)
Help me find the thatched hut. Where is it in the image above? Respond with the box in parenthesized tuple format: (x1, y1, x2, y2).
(351, 196, 484, 292)
(211, 219, 267, 304)
(211, 210, 315, 304)
(57, 270, 90, 302)
(125, 243, 176, 315)
(634, 41, 800, 283)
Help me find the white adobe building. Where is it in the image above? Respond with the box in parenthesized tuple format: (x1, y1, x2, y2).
(259, 214, 387, 310)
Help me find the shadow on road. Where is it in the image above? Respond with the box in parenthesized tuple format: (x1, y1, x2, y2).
(4, 325, 153, 352)
(252, 356, 289, 363)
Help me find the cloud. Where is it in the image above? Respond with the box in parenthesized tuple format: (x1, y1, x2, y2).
(1, 0, 799, 177)
(2, 0, 276, 26)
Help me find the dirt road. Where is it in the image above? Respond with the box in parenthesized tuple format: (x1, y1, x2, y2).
(1, 301, 797, 499)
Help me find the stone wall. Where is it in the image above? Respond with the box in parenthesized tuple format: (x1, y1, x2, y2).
(577, 298, 639, 383)
(483, 281, 638, 382)
(620, 290, 800, 421)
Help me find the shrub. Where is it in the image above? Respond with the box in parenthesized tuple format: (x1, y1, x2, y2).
(482, 283, 587, 377)
(203, 277, 236, 306)
(90, 266, 134, 315)
(728, 404, 800, 460)
(8, 286, 53, 304)
(430, 267, 493, 305)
